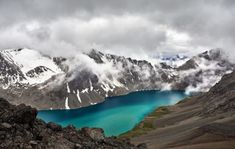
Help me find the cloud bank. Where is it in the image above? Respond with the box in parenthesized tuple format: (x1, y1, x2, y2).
(0, 0, 234, 60)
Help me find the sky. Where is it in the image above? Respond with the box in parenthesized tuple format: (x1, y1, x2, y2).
(0, 0, 234, 60)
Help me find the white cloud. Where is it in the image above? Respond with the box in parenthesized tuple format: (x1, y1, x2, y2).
(0, 0, 235, 61)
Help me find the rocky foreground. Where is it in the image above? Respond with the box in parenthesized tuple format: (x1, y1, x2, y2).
(0, 98, 147, 149)
(129, 71, 235, 148)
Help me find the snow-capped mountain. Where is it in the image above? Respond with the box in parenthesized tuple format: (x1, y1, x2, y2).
(0, 48, 233, 110)
(0, 48, 62, 87)
(156, 54, 189, 68)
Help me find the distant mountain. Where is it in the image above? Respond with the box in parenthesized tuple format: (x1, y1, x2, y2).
(157, 54, 189, 68)
(0, 48, 233, 109)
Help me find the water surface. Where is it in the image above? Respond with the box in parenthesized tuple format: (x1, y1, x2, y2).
(38, 90, 187, 136)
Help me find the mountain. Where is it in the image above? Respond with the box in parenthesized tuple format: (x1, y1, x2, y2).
(0, 48, 233, 109)
(156, 54, 189, 68)
(0, 98, 146, 149)
(129, 70, 235, 149)
(0, 48, 62, 86)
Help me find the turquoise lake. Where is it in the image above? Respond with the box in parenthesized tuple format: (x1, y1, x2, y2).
(37, 90, 188, 136)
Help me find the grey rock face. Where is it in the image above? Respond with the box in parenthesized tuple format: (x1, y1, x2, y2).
(177, 59, 198, 71)
(26, 66, 53, 78)
(200, 71, 235, 116)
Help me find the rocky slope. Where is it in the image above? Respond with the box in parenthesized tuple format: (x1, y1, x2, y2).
(0, 48, 233, 109)
(0, 98, 147, 149)
(129, 71, 235, 149)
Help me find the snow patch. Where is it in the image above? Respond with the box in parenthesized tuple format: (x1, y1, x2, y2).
(89, 79, 93, 91)
(81, 88, 89, 93)
(101, 82, 114, 93)
(90, 102, 97, 105)
(161, 83, 172, 91)
(66, 83, 70, 93)
(76, 90, 82, 103)
(65, 97, 70, 109)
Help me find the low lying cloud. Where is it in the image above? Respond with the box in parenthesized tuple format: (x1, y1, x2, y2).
(65, 53, 124, 86)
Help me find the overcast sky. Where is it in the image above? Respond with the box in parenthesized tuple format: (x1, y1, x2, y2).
(0, 0, 234, 59)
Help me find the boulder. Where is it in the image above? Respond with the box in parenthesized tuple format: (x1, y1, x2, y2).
(81, 128, 105, 141)
(47, 122, 62, 131)
(12, 104, 37, 124)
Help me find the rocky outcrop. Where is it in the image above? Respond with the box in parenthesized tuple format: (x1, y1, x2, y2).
(176, 59, 198, 70)
(26, 66, 54, 78)
(0, 98, 146, 149)
(0, 52, 26, 85)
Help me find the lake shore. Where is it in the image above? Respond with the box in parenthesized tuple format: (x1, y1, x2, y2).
(126, 70, 235, 149)
(38, 90, 187, 137)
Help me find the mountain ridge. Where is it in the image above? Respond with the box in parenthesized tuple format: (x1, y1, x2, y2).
(0, 48, 233, 109)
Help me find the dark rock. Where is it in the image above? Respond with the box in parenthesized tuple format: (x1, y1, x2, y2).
(87, 49, 104, 63)
(12, 104, 37, 124)
(1, 123, 12, 129)
(81, 127, 105, 141)
(74, 143, 82, 149)
(47, 122, 62, 131)
(0, 98, 145, 149)
(0, 98, 11, 110)
(160, 62, 172, 69)
(199, 123, 235, 137)
(29, 140, 37, 145)
(26, 66, 52, 78)
(177, 59, 198, 71)
(0, 131, 6, 139)
(137, 143, 148, 149)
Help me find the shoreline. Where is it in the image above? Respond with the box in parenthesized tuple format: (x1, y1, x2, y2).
(118, 96, 192, 139)
(119, 106, 171, 138)
(38, 89, 187, 111)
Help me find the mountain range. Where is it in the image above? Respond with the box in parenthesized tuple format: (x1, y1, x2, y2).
(0, 48, 233, 109)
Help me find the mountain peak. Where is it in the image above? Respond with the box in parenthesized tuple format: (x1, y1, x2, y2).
(199, 48, 225, 61)
(87, 49, 105, 63)
(0, 48, 63, 85)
